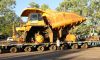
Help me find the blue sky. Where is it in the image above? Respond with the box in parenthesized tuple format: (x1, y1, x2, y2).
(14, 0, 62, 16)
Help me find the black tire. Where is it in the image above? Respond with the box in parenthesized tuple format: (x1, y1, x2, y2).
(49, 45, 57, 51)
(37, 46, 45, 51)
(71, 44, 78, 49)
(81, 43, 88, 49)
(24, 46, 32, 52)
(10, 47, 17, 53)
(0, 49, 2, 54)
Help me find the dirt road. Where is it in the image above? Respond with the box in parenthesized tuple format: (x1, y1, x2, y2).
(0, 47, 100, 60)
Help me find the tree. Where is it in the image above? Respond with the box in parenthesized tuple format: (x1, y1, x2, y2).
(56, 0, 100, 35)
(29, 2, 39, 8)
(29, 1, 50, 10)
(0, 0, 20, 36)
(56, 0, 73, 12)
(41, 4, 50, 10)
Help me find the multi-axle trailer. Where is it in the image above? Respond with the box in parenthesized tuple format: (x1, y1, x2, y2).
(0, 41, 100, 54)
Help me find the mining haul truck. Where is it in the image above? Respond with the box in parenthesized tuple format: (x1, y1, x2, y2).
(0, 8, 100, 54)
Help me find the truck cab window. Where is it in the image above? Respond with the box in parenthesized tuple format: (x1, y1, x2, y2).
(30, 13, 38, 20)
(38, 14, 43, 20)
(29, 13, 43, 21)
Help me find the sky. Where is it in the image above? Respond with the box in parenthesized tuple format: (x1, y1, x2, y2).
(14, 0, 62, 16)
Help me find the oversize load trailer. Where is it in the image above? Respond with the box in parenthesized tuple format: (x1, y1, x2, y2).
(0, 41, 100, 53)
(0, 8, 99, 54)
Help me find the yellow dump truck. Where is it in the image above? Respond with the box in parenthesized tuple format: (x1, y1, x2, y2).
(0, 8, 100, 54)
(15, 8, 85, 43)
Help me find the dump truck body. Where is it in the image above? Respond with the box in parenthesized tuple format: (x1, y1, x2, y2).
(43, 10, 86, 28)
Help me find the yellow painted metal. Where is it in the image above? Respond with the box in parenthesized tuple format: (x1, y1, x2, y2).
(20, 8, 86, 29)
(21, 8, 44, 17)
(16, 27, 25, 31)
(65, 34, 76, 42)
(12, 24, 16, 41)
(35, 33, 44, 43)
(26, 20, 46, 26)
(43, 10, 86, 28)
(16, 21, 46, 32)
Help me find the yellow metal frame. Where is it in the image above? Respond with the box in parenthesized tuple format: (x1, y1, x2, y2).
(21, 8, 44, 17)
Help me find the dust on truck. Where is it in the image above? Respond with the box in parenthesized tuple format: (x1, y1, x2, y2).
(0, 8, 99, 54)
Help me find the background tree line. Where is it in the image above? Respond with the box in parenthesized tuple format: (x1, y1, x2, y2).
(0, 0, 100, 37)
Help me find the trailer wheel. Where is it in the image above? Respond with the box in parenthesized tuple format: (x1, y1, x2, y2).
(24, 46, 32, 52)
(81, 43, 88, 49)
(71, 44, 78, 49)
(49, 45, 57, 51)
(0, 49, 2, 54)
(10, 47, 17, 53)
(60, 45, 65, 50)
(37, 46, 44, 51)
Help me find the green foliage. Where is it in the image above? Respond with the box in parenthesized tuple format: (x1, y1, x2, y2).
(29, 1, 50, 10)
(41, 4, 50, 10)
(57, 0, 100, 35)
(0, 0, 20, 36)
(29, 2, 39, 8)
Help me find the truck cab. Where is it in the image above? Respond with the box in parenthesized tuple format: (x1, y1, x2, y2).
(15, 8, 48, 42)
(26, 13, 46, 26)
(16, 8, 46, 32)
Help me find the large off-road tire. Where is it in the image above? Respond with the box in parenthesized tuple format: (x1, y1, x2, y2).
(81, 43, 88, 49)
(24, 46, 32, 52)
(49, 45, 57, 51)
(37, 46, 45, 51)
(10, 47, 17, 53)
(71, 44, 78, 49)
